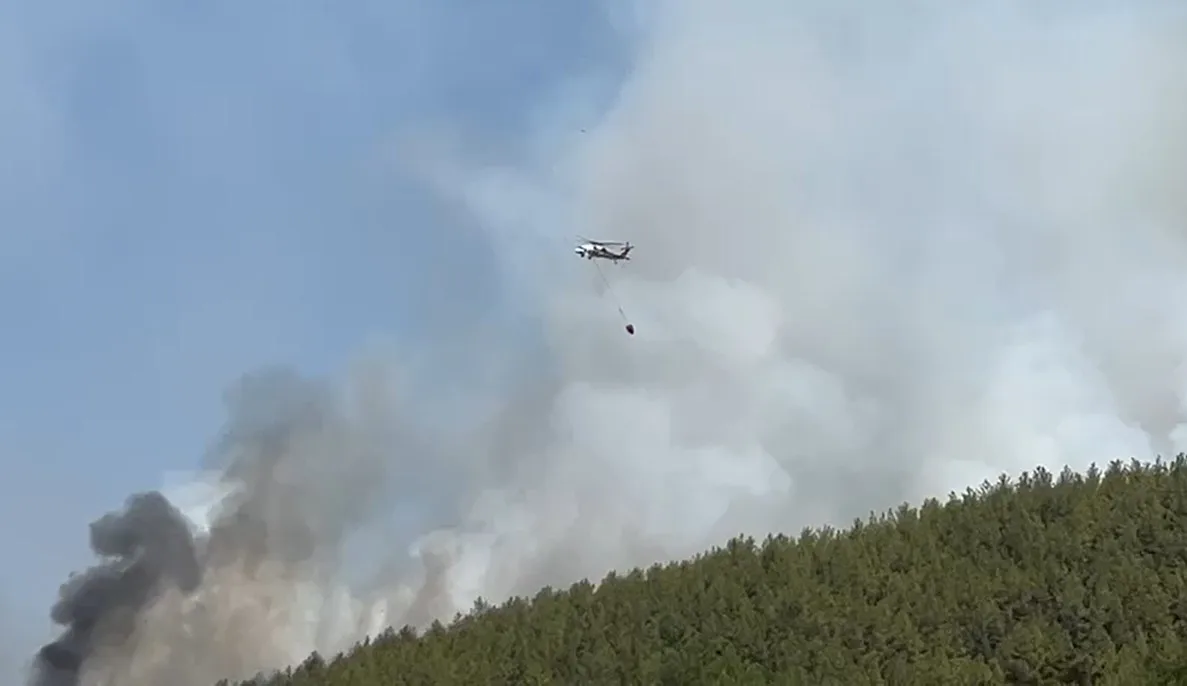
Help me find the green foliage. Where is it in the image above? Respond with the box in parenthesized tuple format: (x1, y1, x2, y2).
(232, 457, 1187, 685)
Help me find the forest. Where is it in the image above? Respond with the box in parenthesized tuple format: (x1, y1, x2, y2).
(225, 458, 1187, 685)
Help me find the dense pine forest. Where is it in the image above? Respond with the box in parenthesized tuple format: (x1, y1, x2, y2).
(227, 458, 1187, 685)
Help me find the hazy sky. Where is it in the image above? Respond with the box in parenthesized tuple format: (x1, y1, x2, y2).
(0, 0, 625, 636)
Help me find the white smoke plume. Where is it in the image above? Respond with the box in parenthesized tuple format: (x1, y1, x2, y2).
(28, 0, 1187, 684)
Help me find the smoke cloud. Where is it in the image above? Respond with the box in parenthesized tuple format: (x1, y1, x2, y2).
(32, 492, 201, 686)
(27, 0, 1187, 684)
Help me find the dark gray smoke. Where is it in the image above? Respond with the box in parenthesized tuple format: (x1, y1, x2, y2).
(23, 365, 417, 686)
(31, 492, 201, 686)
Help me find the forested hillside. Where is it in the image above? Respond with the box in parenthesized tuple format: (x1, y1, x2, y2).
(227, 458, 1187, 685)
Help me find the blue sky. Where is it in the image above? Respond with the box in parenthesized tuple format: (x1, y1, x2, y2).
(0, 0, 628, 636)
